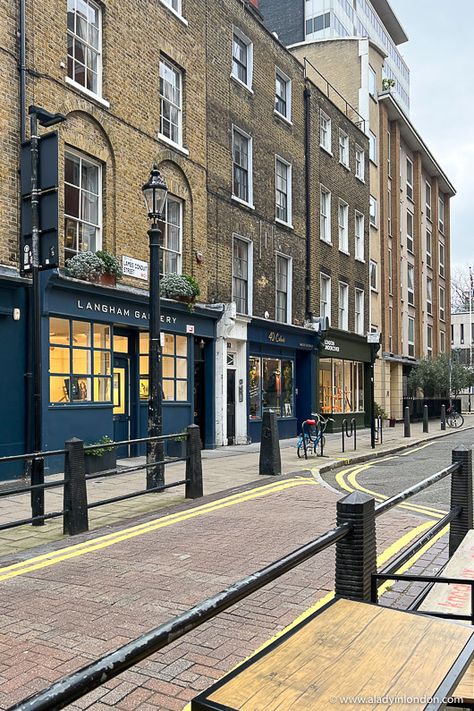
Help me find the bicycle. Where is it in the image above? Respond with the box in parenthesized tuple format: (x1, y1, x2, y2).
(446, 405, 464, 428)
(296, 413, 333, 458)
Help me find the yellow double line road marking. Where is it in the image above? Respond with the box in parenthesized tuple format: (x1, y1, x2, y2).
(0, 477, 316, 583)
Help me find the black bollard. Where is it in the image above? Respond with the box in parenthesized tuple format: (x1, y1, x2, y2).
(404, 406, 411, 438)
(423, 405, 429, 433)
(441, 404, 446, 431)
(259, 411, 281, 476)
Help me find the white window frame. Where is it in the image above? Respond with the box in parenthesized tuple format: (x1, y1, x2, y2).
(320, 186, 332, 243)
(275, 253, 292, 324)
(426, 229, 432, 268)
(439, 195, 445, 233)
(320, 274, 331, 326)
(439, 242, 445, 278)
(387, 186, 392, 235)
(339, 130, 349, 167)
(368, 65, 377, 98)
(275, 156, 292, 227)
(388, 247, 393, 295)
(232, 234, 253, 315)
(406, 157, 413, 201)
(232, 126, 253, 208)
(160, 0, 188, 23)
(66, 0, 103, 101)
(408, 316, 415, 357)
(231, 27, 253, 91)
(159, 56, 183, 149)
(426, 276, 432, 315)
(440, 330, 446, 354)
(369, 130, 377, 163)
(355, 289, 364, 335)
(406, 211, 414, 253)
(274, 68, 292, 123)
(64, 148, 102, 259)
(338, 200, 349, 253)
(407, 263, 415, 306)
(369, 195, 377, 227)
(355, 145, 365, 181)
(162, 195, 183, 275)
(425, 181, 432, 221)
(389, 307, 393, 352)
(439, 286, 445, 321)
(387, 130, 391, 177)
(369, 260, 377, 291)
(338, 281, 349, 331)
(355, 211, 364, 261)
(427, 324, 433, 357)
(320, 110, 332, 153)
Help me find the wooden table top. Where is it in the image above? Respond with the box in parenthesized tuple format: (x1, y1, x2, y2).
(192, 598, 474, 711)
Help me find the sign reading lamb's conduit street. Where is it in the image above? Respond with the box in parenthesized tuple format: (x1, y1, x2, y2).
(419, 530, 474, 617)
(122, 256, 148, 281)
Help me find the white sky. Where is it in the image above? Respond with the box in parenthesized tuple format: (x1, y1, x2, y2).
(390, 0, 474, 268)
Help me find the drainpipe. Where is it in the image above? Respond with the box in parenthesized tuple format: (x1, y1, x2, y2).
(304, 83, 312, 321)
(19, 0, 27, 142)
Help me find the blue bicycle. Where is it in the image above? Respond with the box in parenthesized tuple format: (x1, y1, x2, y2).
(296, 413, 333, 458)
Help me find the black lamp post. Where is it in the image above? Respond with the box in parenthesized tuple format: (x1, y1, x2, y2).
(367, 332, 381, 449)
(142, 165, 168, 488)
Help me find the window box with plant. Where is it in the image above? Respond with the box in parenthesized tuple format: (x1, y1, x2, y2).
(160, 273, 200, 306)
(65, 250, 123, 286)
(84, 435, 117, 474)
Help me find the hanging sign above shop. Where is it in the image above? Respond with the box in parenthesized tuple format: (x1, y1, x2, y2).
(323, 339, 340, 353)
(122, 256, 148, 281)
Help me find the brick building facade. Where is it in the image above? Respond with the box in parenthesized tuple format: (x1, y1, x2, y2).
(0, 0, 371, 467)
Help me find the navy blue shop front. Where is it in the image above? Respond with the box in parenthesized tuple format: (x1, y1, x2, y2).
(247, 318, 317, 443)
(42, 274, 219, 471)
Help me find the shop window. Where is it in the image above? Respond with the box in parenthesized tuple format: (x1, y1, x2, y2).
(249, 357, 293, 419)
(49, 317, 112, 403)
(139, 331, 188, 401)
(319, 358, 364, 414)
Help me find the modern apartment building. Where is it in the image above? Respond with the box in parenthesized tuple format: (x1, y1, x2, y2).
(0, 0, 371, 470)
(259, 0, 410, 113)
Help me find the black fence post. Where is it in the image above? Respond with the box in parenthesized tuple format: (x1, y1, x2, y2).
(404, 406, 411, 438)
(185, 425, 203, 499)
(441, 404, 446, 431)
(259, 411, 281, 476)
(31, 456, 45, 526)
(379, 417, 383, 444)
(352, 419, 356, 450)
(63, 438, 89, 536)
(335, 491, 377, 601)
(449, 446, 473, 556)
(341, 419, 346, 453)
(423, 405, 429, 433)
(319, 422, 324, 457)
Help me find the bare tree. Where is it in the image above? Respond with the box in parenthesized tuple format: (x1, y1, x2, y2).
(451, 265, 472, 313)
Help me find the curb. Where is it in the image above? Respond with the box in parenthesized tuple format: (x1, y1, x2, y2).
(313, 424, 474, 477)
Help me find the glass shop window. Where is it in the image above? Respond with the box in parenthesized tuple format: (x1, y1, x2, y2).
(139, 331, 188, 402)
(319, 358, 365, 414)
(49, 317, 112, 403)
(249, 356, 294, 419)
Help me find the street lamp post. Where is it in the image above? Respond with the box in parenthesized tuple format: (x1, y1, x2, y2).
(367, 331, 381, 450)
(142, 165, 168, 488)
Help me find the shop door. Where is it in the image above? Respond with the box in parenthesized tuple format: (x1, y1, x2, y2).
(226, 370, 236, 445)
(113, 355, 130, 458)
(194, 340, 205, 448)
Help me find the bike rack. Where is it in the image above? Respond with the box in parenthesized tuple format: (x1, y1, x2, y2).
(374, 416, 383, 444)
(342, 418, 357, 453)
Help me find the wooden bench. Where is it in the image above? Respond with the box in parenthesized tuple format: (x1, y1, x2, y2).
(191, 598, 474, 710)
(417, 530, 474, 707)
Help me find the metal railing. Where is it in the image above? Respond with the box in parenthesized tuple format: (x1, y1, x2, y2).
(9, 445, 472, 710)
(0, 424, 203, 536)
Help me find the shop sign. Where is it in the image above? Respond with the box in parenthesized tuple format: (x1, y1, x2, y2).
(122, 256, 148, 281)
(267, 331, 286, 344)
(323, 339, 340, 353)
(76, 298, 177, 324)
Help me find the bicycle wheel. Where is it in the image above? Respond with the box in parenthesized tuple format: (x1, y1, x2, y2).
(453, 413, 464, 428)
(446, 414, 455, 428)
(297, 436, 311, 458)
(315, 435, 326, 456)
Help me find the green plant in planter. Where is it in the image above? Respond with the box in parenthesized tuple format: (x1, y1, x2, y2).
(96, 250, 123, 278)
(374, 402, 388, 420)
(182, 274, 200, 297)
(86, 435, 114, 457)
(160, 273, 200, 301)
(65, 251, 105, 280)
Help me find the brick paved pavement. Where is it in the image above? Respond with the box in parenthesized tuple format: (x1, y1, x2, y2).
(0, 473, 434, 710)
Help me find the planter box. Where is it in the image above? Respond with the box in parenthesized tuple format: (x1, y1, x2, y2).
(84, 449, 117, 475)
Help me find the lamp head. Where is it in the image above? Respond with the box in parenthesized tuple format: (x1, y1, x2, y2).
(142, 164, 168, 221)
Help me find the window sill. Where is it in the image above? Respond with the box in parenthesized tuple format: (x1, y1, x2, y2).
(275, 217, 293, 229)
(355, 257, 366, 263)
(273, 110, 293, 126)
(230, 74, 254, 94)
(65, 77, 110, 108)
(339, 160, 350, 171)
(370, 287, 378, 293)
(369, 158, 378, 167)
(320, 238, 333, 246)
(231, 195, 255, 210)
(159, 0, 189, 25)
(339, 248, 350, 256)
(370, 222, 378, 230)
(356, 175, 365, 184)
(320, 145, 333, 157)
(158, 133, 190, 156)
